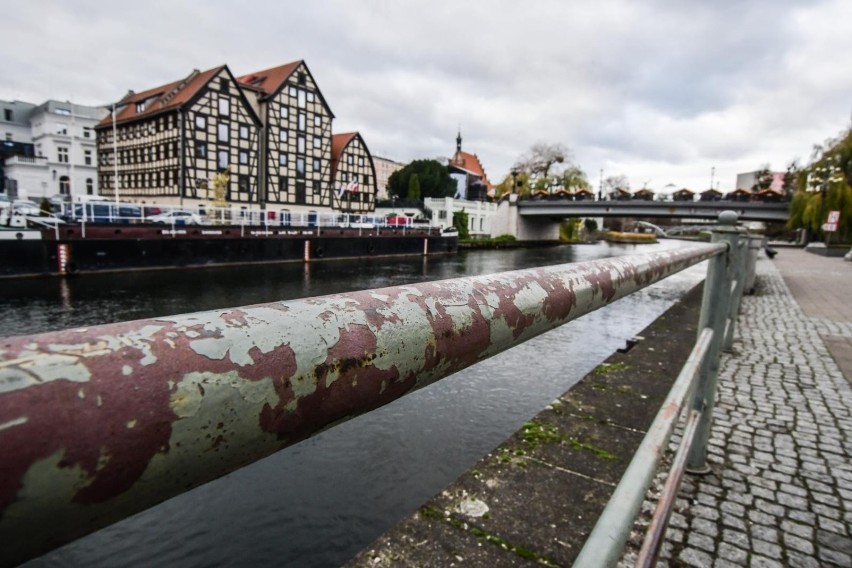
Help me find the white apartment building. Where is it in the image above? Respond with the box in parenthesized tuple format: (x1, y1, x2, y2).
(1, 100, 108, 200)
(425, 196, 498, 237)
(372, 155, 404, 201)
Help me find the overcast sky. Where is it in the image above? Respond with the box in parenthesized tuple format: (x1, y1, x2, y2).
(4, 0, 851, 192)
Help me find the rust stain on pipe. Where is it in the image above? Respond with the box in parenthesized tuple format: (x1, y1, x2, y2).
(0, 242, 723, 566)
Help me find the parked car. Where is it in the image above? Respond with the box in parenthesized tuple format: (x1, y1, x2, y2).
(148, 210, 203, 225)
(63, 202, 143, 224)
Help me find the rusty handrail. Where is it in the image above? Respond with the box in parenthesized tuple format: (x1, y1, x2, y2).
(0, 242, 724, 566)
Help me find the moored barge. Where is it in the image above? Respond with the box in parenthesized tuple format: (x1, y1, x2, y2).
(0, 221, 458, 278)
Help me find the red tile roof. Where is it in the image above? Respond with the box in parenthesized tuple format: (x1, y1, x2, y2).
(235, 61, 302, 96)
(450, 150, 493, 188)
(330, 132, 358, 180)
(97, 66, 226, 128)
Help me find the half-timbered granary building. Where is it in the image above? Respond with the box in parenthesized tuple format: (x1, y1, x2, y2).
(330, 132, 377, 213)
(237, 61, 338, 211)
(96, 60, 378, 213)
(95, 66, 261, 205)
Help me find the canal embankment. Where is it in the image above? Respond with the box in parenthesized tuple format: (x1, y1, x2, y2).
(345, 278, 708, 566)
(347, 249, 852, 567)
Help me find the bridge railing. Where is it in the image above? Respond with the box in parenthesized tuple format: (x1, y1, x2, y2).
(0, 214, 747, 567)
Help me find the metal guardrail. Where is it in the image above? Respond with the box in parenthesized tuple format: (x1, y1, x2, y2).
(0, 217, 741, 567)
(573, 211, 750, 566)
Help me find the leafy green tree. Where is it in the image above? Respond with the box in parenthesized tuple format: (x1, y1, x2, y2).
(787, 124, 852, 242)
(561, 166, 589, 191)
(452, 210, 470, 240)
(388, 159, 455, 199)
(494, 171, 532, 198)
(584, 218, 598, 233)
(751, 165, 774, 192)
(407, 174, 421, 201)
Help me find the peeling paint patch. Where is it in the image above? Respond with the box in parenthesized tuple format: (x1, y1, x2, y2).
(0, 416, 28, 432)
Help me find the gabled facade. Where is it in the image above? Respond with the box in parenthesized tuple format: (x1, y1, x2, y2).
(95, 66, 262, 204)
(237, 61, 335, 210)
(633, 188, 655, 201)
(330, 132, 377, 213)
(672, 188, 695, 202)
(448, 131, 493, 201)
(699, 188, 723, 202)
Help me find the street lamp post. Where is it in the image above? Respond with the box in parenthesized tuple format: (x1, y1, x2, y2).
(112, 103, 119, 206)
(511, 169, 518, 194)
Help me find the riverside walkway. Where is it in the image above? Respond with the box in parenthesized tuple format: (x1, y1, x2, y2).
(625, 248, 852, 567)
(347, 247, 852, 567)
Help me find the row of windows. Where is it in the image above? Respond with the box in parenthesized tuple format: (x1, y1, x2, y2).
(101, 142, 180, 166)
(194, 114, 252, 141)
(194, 143, 253, 169)
(55, 147, 96, 167)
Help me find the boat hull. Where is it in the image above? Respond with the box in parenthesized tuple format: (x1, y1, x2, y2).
(0, 224, 458, 278)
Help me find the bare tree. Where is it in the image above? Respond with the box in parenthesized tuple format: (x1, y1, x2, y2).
(602, 174, 629, 197)
(514, 143, 573, 188)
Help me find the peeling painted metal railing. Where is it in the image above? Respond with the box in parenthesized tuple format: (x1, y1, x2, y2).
(573, 211, 748, 567)
(0, 241, 724, 566)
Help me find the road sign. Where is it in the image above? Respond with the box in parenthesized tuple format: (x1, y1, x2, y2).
(822, 222, 838, 232)
(827, 210, 840, 224)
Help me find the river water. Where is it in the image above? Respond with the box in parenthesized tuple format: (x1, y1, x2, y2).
(5, 241, 706, 568)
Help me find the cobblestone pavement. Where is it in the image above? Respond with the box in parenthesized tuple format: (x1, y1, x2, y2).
(622, 254, 852, 567)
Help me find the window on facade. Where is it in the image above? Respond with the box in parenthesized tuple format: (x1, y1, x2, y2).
(135, 102, 145, 113)
(288, 86, 296, 97)
(313, 158, 321, 172)
(57, 147, 69, 163)
(279, 176, 288, 192)
(86, 178, 94, 195)
(313, 180, 321, 194)
(363, 174, 369, 185)
(341, 172, 347, 182)
(196, 114, 206, 130)
(220, 79, 230, 92)
(296, 158, 305, 178)
(218, 123, 229, 143)
(314, 115, 321, 127)
(297, 136, 305, 154)
(3, 109, 11, 121)
(218, 150, 229, 170)
(279, 154, 288, 167)
(239, 175, 249, 193)
(358, 156, 364, 166)
(298, 112, 306, 131)
(239, 124, 249, 139)
(84, 149, 92, 165)
(313, 136, 321, 149)
(218, 97, 230, 116)
(280, 106, 289, 120)
(239, 150, 248, 165)
(279, 129, 288, 143)
(83, 127, 91, 138)
(298, 72, 306, 85)
(196, 142, 207, 159)
(347, 154, 353, 165)
(297, 89, 306, 109)
(307, 92, 315, 103)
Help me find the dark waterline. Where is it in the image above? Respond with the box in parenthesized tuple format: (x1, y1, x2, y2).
(7, 242, 706, 568)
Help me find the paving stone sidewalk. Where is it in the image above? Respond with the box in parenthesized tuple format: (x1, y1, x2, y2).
(623, 251, 852, 567)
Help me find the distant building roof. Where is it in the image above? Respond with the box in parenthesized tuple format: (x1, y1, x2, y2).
(97, 66, 226, 128)
(448, 131, 493, 190)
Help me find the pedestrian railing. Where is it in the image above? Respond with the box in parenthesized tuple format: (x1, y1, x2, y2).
(0, 213, 749, 567)
(573, 211, 749, 566)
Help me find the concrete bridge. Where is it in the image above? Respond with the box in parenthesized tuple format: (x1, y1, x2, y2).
(518, 198, 789, 223)
(489, 194, 789, 240)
